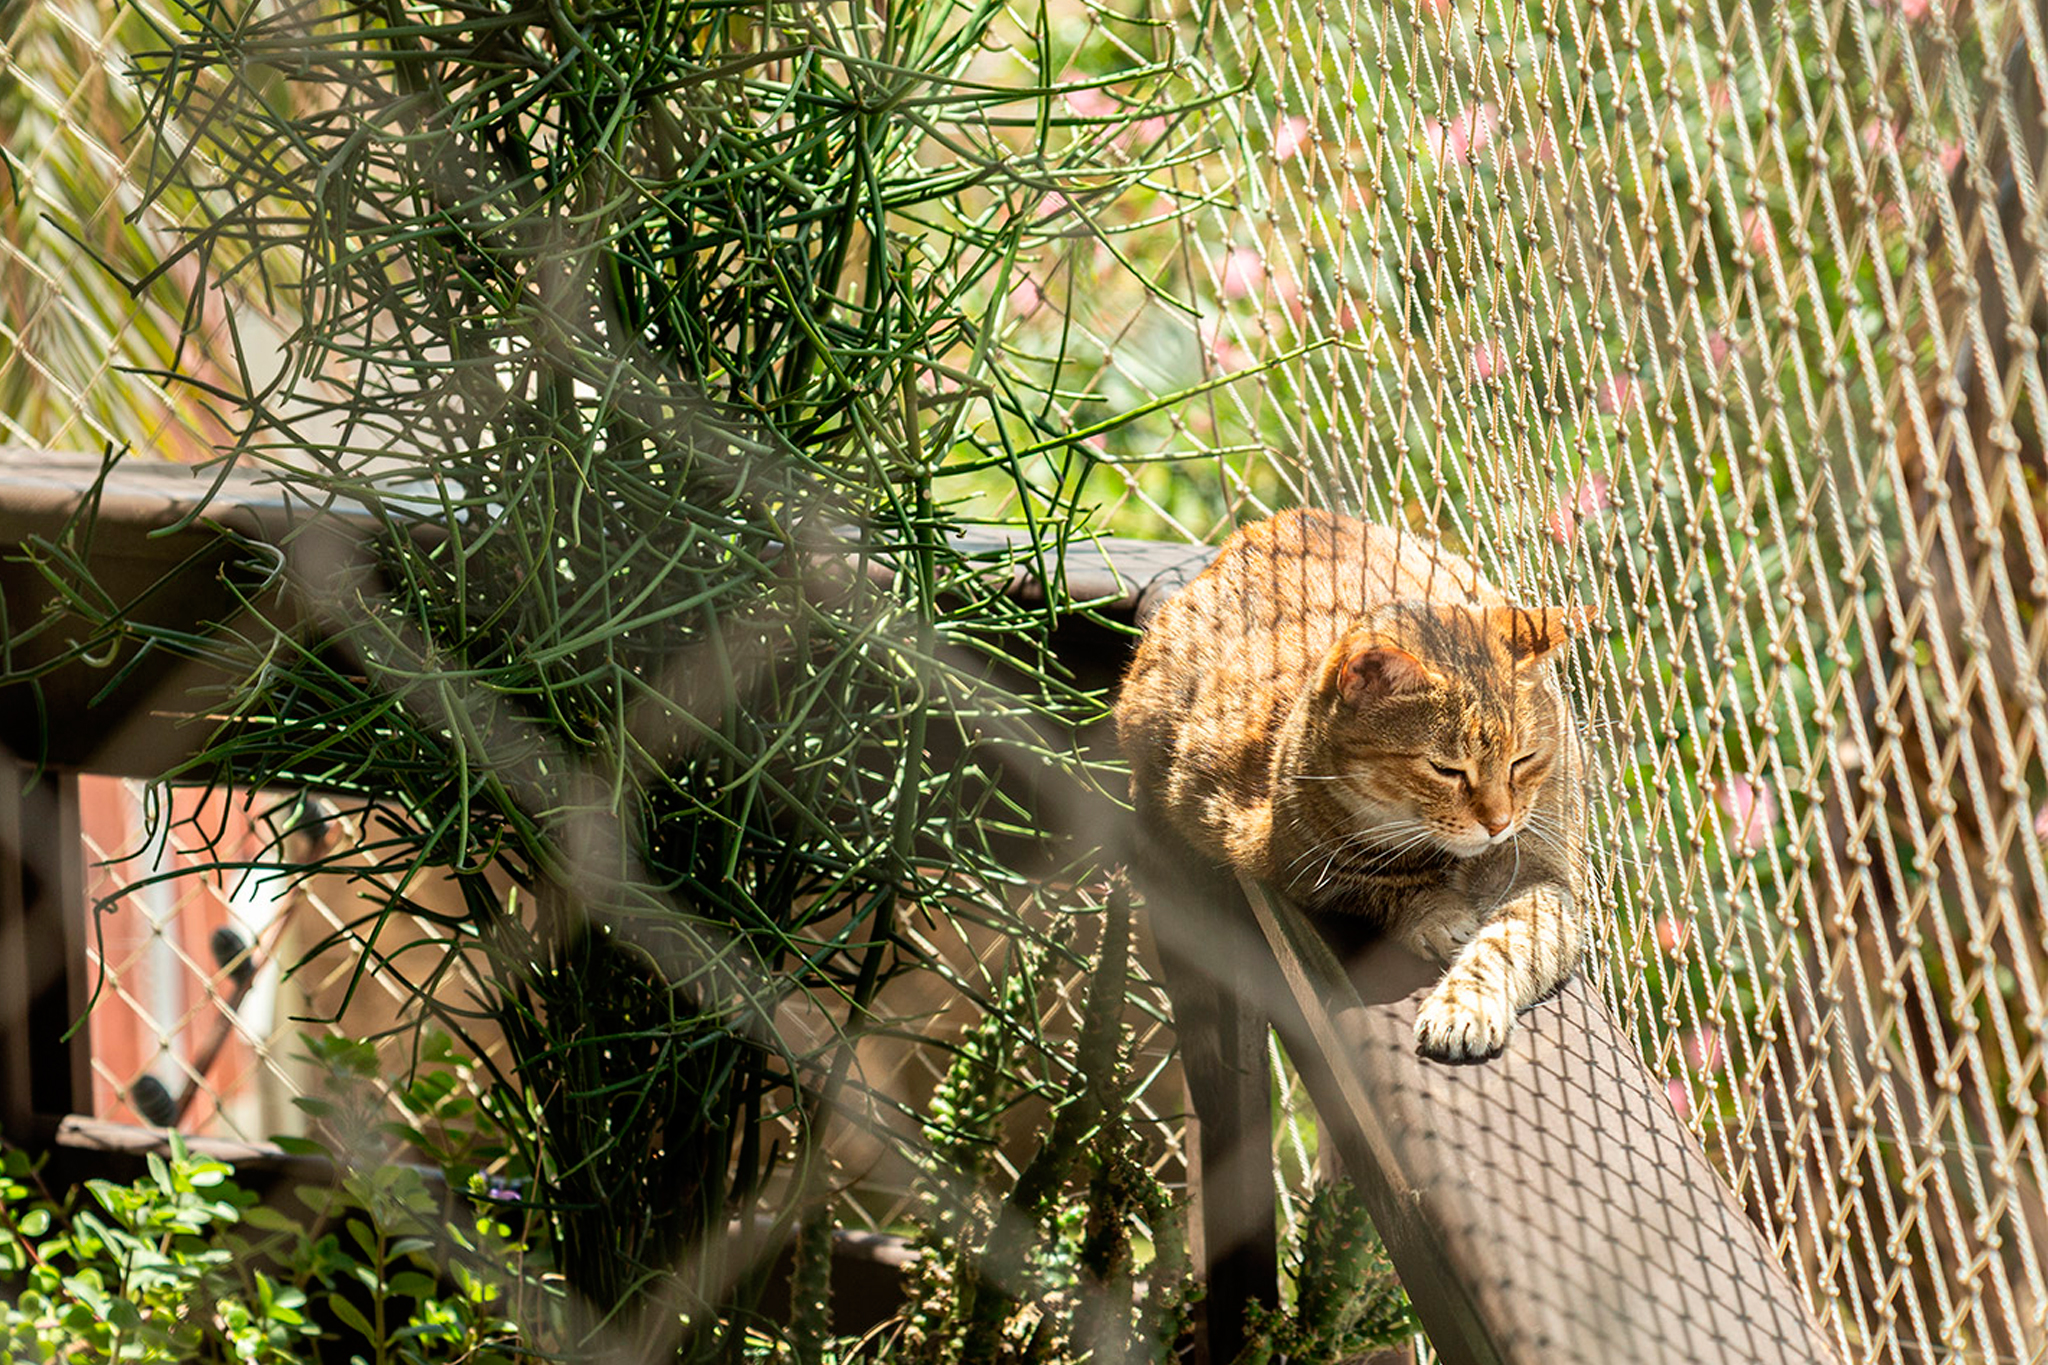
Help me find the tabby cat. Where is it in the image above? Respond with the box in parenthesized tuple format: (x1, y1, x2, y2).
(1116, 508, 1592, 1061)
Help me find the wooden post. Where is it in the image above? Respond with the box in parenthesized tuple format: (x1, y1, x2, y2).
(0, 758, 90, 1142)
(1139, 849, 1279, 1364)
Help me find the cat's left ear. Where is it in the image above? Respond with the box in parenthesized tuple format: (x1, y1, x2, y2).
(1484, 604, 1599, 667)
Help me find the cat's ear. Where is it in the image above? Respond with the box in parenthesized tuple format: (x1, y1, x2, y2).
(1336, 641, 1435, 702)
(1485, 604, 1599, 667)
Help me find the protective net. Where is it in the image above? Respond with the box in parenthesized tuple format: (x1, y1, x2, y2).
(1087, 0, 2048, 1358)
(5, 0, 2047, 1358)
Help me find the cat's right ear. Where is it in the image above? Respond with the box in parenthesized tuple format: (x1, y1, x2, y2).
(1336, 643, 1434, 703)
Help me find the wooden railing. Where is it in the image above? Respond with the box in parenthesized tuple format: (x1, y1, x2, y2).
(0, 448, 1838, 1364)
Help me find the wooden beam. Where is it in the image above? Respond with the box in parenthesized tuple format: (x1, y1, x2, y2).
(1239, 877, 1840, 1365)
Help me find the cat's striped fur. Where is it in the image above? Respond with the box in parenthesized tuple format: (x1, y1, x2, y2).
(1117, 509, 1592, 1061)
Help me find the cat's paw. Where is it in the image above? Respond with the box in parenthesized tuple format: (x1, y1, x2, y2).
(1397, 902, 1486, 964)
(1413, 977, 1514, 1062)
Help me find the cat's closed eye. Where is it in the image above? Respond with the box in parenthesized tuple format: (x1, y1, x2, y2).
(1428, 761, 1469, 784)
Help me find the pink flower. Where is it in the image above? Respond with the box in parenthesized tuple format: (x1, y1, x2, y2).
(1528, 129, 1558, 167)
(1273, 115, 1313, 163)
(1036, 191, 1073, 222)
(1083, 432, 1109, 452)
(1130, 115, 1170, 147)
(2033, 804, 2048, 841)
(1596, 376, 1639, 417)
(1868, 0, 1934, 21)
(1938, 140, 1965, 177)
(1684, 1028, 1726, 1074)
(1544, 502, 1579, 546)
(1196, 316, 1251, 371)
(1423, 101, 1500, 168)
(1706, 330, 1732, 373)
(1219, 246, 1264, 300)
(1573, 470, 1615, 515)
(1708, 773, 1778, 854)
(1469, 339, 1511, 382)
(1009, 275, 1046, 319)
(1707, 81, 1733, 116)
(1656, 915, 1692, 955)
(1065, 88, 1118, 119)
(1666, 1078, 1692, 1119)
(1333, 295, 1363, 334)
(1741, 208, 1775, 255)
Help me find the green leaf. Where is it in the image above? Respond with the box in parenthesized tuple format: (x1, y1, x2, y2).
(327, 1292, 374, 1339)
(387, 1270, 437, 1297)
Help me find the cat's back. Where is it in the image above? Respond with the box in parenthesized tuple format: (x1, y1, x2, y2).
(1116, 509, 1492, 845)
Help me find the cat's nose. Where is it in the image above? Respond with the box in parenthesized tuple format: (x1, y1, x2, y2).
(1480, 813, 1511, 836)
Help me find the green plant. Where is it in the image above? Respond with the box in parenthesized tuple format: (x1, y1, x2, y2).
(10, 0, 1213, 1358)
(893, 877, 1193, 1365)
(1233, 1178, 1416, 1365)
(0, 1133, 538, 1365)
(0, 1141, 314, 1363)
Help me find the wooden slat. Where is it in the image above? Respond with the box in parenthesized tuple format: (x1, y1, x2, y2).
(1239, 876, 1840, 1365)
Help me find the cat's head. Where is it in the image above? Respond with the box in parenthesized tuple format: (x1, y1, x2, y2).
(1296, 601, 1592, 859)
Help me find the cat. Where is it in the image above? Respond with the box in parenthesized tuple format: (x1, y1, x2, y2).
(1116, 507, 1592, 1061)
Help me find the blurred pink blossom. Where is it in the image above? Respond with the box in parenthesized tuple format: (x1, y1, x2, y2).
(1596, 376, 1639, 417)
(1709, 773, 1778, 854)
(1657, 915, 1692, 955)
(1706, 330, 1733, 372)
(1938, 140, 1966, 177)
(1423, 101, 1500, 168)
(1574, 470, 1616, 515)
(1742, 208, 1775, 254)
(1009, 275, 1047, 319)
(1469, 338, 1511, 382)
(1868, 0, 1935, 20)
(1273, 115, 1314, 163)
(1220, 246, 1265, 300)
(2033, 804, 2048, 841)
(1036, 191, 1073, 222)
(1528, 129, 1558, 167)
(1707, 81, 1733, 116)
(1667, 1078, 1692, 1118)
(1065, 87, 1118, 119)
(1861, 120, 1901, 155)
(1333, 295, 1364, 334)
(1083, 432, 1110, 452)
(1196, 316, 1251, 371)
(1544, 503, 1579, 546)
(1130, 115, 1170, 147)
(1684, 1028, 1726, 1074)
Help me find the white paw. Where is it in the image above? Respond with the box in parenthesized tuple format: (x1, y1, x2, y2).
(1413, 979, 1514, 1061)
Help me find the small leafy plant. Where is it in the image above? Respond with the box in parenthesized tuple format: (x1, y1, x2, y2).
(0, 1135, 539, 1365)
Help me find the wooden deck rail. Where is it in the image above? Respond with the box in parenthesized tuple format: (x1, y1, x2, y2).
(0, 448, 1841, 1364)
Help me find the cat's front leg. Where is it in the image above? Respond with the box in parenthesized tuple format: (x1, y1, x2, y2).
(1412, 882, 1582, 1062)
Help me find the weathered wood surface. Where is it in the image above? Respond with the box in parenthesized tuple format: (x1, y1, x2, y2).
(1241, 876, 1840, 1365)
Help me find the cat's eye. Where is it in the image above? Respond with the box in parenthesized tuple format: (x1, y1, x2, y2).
(1429, 762, 1468, 783)
(1511, 753, 1538, 770)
